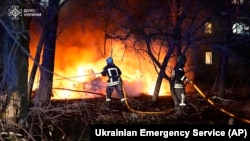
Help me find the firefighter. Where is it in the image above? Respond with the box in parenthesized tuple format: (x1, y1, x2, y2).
(101, 57, 126, 108)
(170, 54, 191, 117)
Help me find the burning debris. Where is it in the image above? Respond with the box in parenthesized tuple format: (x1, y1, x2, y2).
(83, 77, 105, 93)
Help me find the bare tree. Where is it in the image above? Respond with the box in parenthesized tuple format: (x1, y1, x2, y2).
(34, 0, 61, 107)
(27, 0, 69, 105)
(0, 0, 30, 130)
(209, 0, 250, 98)
(87, 0, 215, 103)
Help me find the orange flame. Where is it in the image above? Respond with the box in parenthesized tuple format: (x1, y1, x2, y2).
(29, 21, 193, 100)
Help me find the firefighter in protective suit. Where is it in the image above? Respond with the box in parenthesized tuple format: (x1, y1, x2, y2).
(101, 57, 126, 108)
(170, 54, 191, 117)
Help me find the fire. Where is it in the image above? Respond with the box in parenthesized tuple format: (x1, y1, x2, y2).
(29, 52, 172, 100)
(28, 19, 193, 100)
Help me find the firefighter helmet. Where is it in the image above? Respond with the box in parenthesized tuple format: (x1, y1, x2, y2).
(177, 54, 186, 65)
(106, 57, 113, 64)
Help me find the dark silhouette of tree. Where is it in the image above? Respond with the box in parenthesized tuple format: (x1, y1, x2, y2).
(34, 0, 61, 107)
(87, 0, 215, 103)
(89, 0, 250, 102)
(209, 0, 250, 98)
(217, 0, 232, 98)
(0, 0, 249, 139)
(0, 0, 30, 130)
(27, 0, 69, 104)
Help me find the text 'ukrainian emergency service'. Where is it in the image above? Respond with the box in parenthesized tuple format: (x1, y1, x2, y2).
(92, 128, 248, 139)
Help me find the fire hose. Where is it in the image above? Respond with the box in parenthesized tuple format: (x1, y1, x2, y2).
(191, 81, 250, 124)
(54, 72, 173, 114)
(53, 72, 250, 123)
(121, 81, 174, 115)
(123, 80, 250, 124)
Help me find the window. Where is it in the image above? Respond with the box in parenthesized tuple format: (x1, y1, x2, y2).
(232, 0, 244, 4)
(232, 22, 249, 35)
(205, 52, 212, 65)
(205, 22, 212, 34)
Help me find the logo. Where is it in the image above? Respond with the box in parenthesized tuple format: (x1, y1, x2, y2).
(8, 6, 22, 20)
(8, 5, 41, 20)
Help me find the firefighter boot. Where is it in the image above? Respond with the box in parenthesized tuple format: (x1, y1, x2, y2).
(121, 100, 126, 107)
(105, 97, 112, 108)
(169, 106, 187, 118)
(168, 107, 182, 118)
(180, 107, 187, 116)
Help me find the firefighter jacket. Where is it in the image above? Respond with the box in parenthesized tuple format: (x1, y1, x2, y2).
(172, 65, 189, 89)
(101, 64, 122, 86)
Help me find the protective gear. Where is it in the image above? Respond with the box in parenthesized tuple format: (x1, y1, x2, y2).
(179, 94, 186, 106)
(177, 54, 186, 61)
(102, 65, 122, 86)
(105, 98, 111, 107)
(106, 57, 113, 65)
(121, 98, 126, 107)
(169, 107, 187, 119)
(174, 87, 186, 107)
(101, 60, 126, 108)
(177, 54, 186, 65)
(171, 54, 190, 116)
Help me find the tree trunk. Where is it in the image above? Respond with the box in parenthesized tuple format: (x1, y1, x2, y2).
(152, 42, 175, 103)
(28, 28, 46, 103)
(0, 0, 30, 130)
(218, 0, 231, 98)
(35, 0, 60, 106)
(218, 55, 228, 98)
(152, 70, 164, 103)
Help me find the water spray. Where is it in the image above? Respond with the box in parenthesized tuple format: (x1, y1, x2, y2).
(54, 72, 102, 81)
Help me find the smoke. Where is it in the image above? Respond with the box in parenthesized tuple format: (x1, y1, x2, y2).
(29, 2, 193, 99)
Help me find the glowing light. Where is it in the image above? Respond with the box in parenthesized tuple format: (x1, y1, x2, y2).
(29, 22, 193, 100)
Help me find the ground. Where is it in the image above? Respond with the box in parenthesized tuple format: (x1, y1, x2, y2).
(38, 91, 249, 140)
(2, 90, 250, 141)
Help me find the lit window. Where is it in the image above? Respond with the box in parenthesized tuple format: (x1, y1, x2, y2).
(233, 23, 249, 35)
(205, 52, 212, 65)
(232, 0, 244, 4)
(205, 22, 212, 34)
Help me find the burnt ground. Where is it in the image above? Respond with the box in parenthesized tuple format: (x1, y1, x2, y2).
(22, 90, 249, 141)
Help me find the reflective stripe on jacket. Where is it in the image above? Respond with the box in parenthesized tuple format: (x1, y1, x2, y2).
(101, 64, 122, 86)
